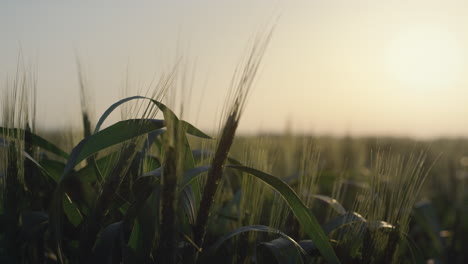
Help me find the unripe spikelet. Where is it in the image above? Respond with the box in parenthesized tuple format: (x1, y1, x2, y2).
(194, 27, 274, 256)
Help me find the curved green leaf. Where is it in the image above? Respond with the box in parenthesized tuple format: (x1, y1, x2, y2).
(218, 189, 242, 221)
(63, 194, 83, 227)
(94, 96, 149, 133)
(23, 151, 58, 183)
(1, 127, 69, 159)
(180, 165, 211, 189)
(74, 151, 121, 183)
(142, 167, 162, 177)
(79, 119, 164, 164)
(40, 159, 66, 183)
(312, 195, 346, 215)
(94, 95, 211, 139)
(226, 165, 341, 264)
(180, 188, 197, 225)
(125, 189, 164, 264)
(91, 95, 207, 233)
(322, 212, 366, 235)
(208, 225, 307, 258)
(178, 165, 211, 225)
(257, 237, 305, 264)
(61, 119, 164, 181)
(124, 175, 161, 223)
(130, 184, 161, 261)
(180, 120, 211, 139)
(367, 220, 395, 232)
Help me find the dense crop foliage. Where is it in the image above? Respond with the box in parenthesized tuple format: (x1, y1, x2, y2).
(1, 34, 467, 264)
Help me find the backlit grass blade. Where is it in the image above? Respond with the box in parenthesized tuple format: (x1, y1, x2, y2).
(180, 165, 211, 189)
(257, 237, 306, 264)
(312, 195, 346, 215)
(78, 119, 164, 164)
(23, 151, 58, 183)
(322, 212, 366, 235)
(125, 176, 161, 262)
(180, 188, 197, 226)
(226, 165, 341, 264)
(24, 154, 87, 228)
(40, 159, 66, 183)
(74, 151, 121, 183)
(90, 96, 206, 235)
(185, 163, 340, 262)
(49, 185, 66, 263)
(180, 120, 211, 139)
(62, 194, 83, 227)
(124, 175, 160, 223)
(61, 119, 164, 181)
(207, 225, 307, 259)
(94, 96, 147, 133)
(0, 127, 69, 159)
(93, 95, 211, 139)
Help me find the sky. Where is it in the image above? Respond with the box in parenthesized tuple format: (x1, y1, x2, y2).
(2, 0, 468, 138)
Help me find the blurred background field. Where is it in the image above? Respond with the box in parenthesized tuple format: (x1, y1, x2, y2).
(32, 128, 468, 262)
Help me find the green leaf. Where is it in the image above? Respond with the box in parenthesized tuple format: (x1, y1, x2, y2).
(74, 151, 121, 183)
(144, 155, 161, 172)
(218, 189, 242, 221)
(49, 185, 65, 263)
(91, 95, 206, 232)
(141, 130, 166, 158)
(94, 96, 149, 133)
(62, 193, 83, 227)
(78, 119, 164, 165)
(23, 151, 58, 183)
(180, 120, 211, 139)
(177, 165, 212, 227)
(40, 159, 66, 183)
(226, 165, 341, 264)
(142, 168, 162, 177)
(122, 174, 161, 262)
(208, 225, 307, 258)
(257, 237, 305, 264)
(125, 175, 161, 221)
(170, 120, 201, 232)
(0, 127, 69, 159)
(322, 212, 366, 235)
(126, 185, 161, 262)
(61, 119, 164, 181)
(94, 96, 211, 139)
(312, 194, 346, 215)
(180, 188, 197, 226)
(180, 165, 211, 189)
(366, 220, 395, 231)
(127, 220, 142, 251)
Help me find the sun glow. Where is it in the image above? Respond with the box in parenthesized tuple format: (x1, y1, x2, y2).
(386, 27, 462, 88)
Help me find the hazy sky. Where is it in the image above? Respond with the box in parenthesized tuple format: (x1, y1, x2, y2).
(2, 0, 468, 138)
